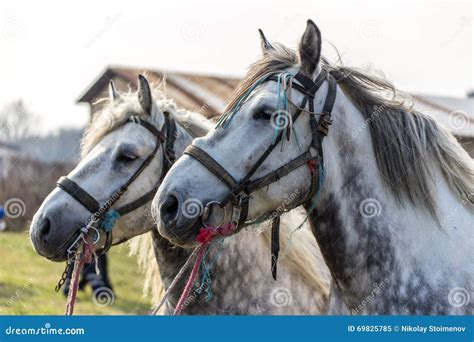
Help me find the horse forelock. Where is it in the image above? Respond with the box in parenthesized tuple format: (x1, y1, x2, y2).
(227, 43, 474, 218)
(222, 43, 297, 118)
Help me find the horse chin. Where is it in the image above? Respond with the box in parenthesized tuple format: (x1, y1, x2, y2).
(44, 246, 69, 262)
(159, 219, 202, 249)
(34, 228, 81, 262)
(45, 227, 109, 262)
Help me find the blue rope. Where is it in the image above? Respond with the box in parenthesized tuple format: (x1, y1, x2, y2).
(198, 247, 213, 302)
(216, 74, 270, 128)
(273, 73, 283, 144)
(101, 210, 120, 232)
(199, 258, 213, 302)
(273, 72, 293, 145)
(216, 71, 295, 130)
(196, 239, 225, 302)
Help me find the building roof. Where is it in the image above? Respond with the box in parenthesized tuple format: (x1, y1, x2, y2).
(412, 94, 474, 138)
(77, 67, 240, 118)
(78, 67, 474, 137)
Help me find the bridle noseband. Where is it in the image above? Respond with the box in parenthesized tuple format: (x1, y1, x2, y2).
(184, 69, 337, 279)
(56, 114, 176, 260)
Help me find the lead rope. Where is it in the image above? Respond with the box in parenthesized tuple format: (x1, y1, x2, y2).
(173, 244, 209, 315)
(65, 235, 94, 315)
(150, 224, 236, 316)
(173, 223, 235, 315)
(149, 247, 200, 315)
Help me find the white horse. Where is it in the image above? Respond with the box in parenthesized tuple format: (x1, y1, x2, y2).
(152, 21, 474, 314)
(30, 76, 329, 314)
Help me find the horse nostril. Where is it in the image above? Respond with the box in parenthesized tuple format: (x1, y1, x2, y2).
(39, 218, 51, 243)
(160, 195, 179, 227)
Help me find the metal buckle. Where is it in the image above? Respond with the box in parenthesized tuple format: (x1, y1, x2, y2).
(231, 196, 246, 226)
(88, 226, 101, 245)
(201, 201, 226, 227)
(130, 116, 141, 125)
(66, 233, 85, 261)
(66, 221, 101, 261)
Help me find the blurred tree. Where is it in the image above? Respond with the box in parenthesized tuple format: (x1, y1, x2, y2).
(0, 100, 39, 142)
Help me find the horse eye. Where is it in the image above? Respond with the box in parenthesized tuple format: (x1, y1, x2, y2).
(116, 152, 138, 163)
(253, 109, 273, 120)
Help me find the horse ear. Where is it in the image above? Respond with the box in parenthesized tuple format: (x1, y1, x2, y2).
(258, 28, 275, 54)
(138, 74, 152, 115)
(298, 19, 322, 75)
(108, 80, 120, 101)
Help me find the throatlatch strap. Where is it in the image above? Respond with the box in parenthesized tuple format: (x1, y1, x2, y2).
(318, 74, 337, 136)
(271, 216, 280, 280)
(57, 177, 100, 213)
(163, 116, 177, 167)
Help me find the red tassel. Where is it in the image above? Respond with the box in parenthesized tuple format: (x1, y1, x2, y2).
(308, 159, 318, 175)
(196, 224, 236, 244)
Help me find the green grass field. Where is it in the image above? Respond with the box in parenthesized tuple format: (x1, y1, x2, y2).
(0, 231, 152, 315)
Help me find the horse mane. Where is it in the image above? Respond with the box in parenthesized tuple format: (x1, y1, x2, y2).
(128, 233, 164, 309)
(227, 43, 474, 217)
(81, 77, 212, 157)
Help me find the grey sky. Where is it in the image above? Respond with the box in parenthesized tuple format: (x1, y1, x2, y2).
(1, 0, 472, 133)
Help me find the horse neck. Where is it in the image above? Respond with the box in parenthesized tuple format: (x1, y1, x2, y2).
(149, 118, 196, 288)
(305, 86, 473, 310)
(149, 114, 221, 311)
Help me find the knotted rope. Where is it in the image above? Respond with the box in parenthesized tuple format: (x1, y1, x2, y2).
(150, 223, 236, 315)
(173, 223, 235, 315)
(172, 244, 208, 315)
(57, 208, 119, 315)
(101, 209, 120, 232)
(65, 235, 95, 315)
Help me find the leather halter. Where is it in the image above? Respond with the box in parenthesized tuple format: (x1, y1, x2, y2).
(184, 69, 337, 278)
(56, 114, 176, 257)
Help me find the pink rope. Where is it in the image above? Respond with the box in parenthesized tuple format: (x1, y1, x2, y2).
(65, 237, 94, 315)
(173, 243, 209, 315)
(173, 223, 236, 315)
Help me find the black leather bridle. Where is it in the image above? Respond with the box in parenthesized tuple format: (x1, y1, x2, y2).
(55, 114, 176, 259)
(183, 69, 337, 278)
